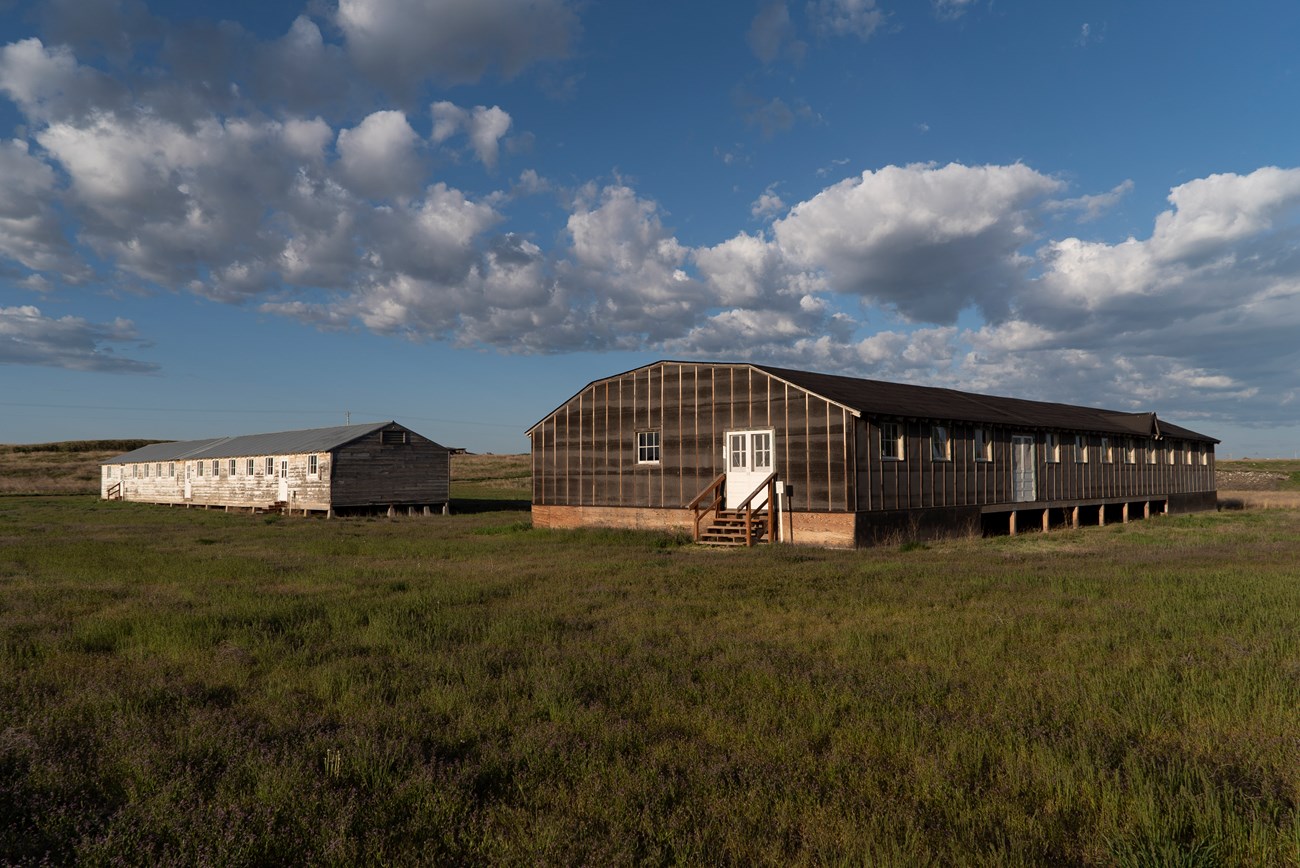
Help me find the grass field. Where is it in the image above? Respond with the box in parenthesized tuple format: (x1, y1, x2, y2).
(3, 486, 1300, 864)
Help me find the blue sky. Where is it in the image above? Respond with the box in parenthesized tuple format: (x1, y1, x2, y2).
(2, 0, 1299, 457)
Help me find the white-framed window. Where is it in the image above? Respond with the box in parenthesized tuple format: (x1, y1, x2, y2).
(154, 463, 161, 477)
(1147, 441, 1158, 464)
(266, 457, 274, 476)
(1124, 439, 1136, 464)
(143, 463, 149, 478)
(229, 458, 237, 475)
(1045, 433, 1060, 463)
(308, 454, 319, 475)
(169, 462, 175, 478)
(246, 458, 255, 476)
(930, 425, 950, 461)
(728, 432, 746, 469)
(1075, 435, 1088, 463)
(1101, 437, 1113, 463)
(212, 459, 220, 476)
(636, 430, 661, 464)
(196, 461, 203, 477)
(880, 421, 904, 460)
(751, 432, 772, 471)
(974, 427, 992, 462)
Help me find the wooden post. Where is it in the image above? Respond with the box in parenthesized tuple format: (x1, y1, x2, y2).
(1098, 505, 1105, 526)
(1071, 506, 1079, 528)
(442, 503, 450, 515)
(387, 505, 396, 518)
(1042, 509, 1050, 532)
(423, 506, 431, 516)
(1009, 511, 1018, 536)
(1144, 501, 1150, 519)
(1122, 502, 1129, 523)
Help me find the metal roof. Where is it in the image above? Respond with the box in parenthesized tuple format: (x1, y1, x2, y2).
(104, 421, 402, 464)
(527, 361, 1219, 443)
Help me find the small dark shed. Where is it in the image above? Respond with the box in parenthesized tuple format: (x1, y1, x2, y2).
(102, 421, 450, 516)
(527, 361, 1219, 546)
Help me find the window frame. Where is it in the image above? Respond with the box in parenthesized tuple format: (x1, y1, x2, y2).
(974, 427, 992, 463)
(930, 424, 951, 462)
(1074, 434, 1088, 464)
(1045, 432, 1060, 464)
(266, 457, 274, 476)
(212, 459, 220, 477)
(636, 430, 661, 465)
(308, 454, 319, 476)
(880, 421, 904, 461)
(1123, 439, 1136, 465)
(1101, 437, 1113, 464)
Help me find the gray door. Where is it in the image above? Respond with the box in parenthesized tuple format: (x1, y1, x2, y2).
(1012, 435, 1036, 502)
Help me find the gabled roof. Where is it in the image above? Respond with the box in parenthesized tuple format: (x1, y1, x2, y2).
(527, 361, 1219, 443)
(104, 421, 411, 464)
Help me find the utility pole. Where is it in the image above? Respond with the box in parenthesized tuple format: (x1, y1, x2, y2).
(345, 410, 351, 425)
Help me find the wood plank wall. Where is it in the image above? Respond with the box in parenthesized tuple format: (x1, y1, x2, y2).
(332, 428, 449, 507)
(532, 362, 856, 512)
(857, 420, 1217, 511)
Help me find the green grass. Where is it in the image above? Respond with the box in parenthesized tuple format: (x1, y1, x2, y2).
(2, 497, 1300, 864)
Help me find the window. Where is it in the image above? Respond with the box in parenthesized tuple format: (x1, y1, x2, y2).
(728, 433, 746, 469)
(381, 429, 408, 445)
(1045, 433, 1060, 463)
(930, 425, 950, 461)
(212, 460, 220, 476)
(1147, 441, 1158, 464)
(1075, 435, 1088, 463)
(1101, 437, 1113, 463)
(308, 454, 319, 475)
(229, 458, 237, 475)
(1200, 444, 1208, 466)
(1168, 443, 1177, 465)
(169, 462, 175, 478)
(143, 463, 150, 478)
(974, 427, 992, 462)
(751, 432, 772, 471)
(266, 457, 274, 476)
(246, 458, 255, 476)
(155, 463, 162, 477)
(880, 422, 904, 460)
(637, 431, 661, 464)
(1185, 444, 1193, 465)
(197, 461, 203, 477)
(1124, 439, 1136, 464)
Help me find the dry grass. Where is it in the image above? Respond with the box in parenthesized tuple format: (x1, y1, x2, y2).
(450, 452, 530, 493)
(0, 442, 157, 496)
(1218, 490, 1300, 510)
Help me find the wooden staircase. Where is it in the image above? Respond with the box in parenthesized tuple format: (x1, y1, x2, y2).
(689, 471, 778, 547)
(698, 508, 771, 546)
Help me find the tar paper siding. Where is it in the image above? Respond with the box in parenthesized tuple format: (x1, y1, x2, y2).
(531, 362, 857, 513)
(330, 428, 449, 507)
(855, 420, 1216, 512)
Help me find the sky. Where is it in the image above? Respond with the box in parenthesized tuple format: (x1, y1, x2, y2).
(1, 0, 1299, 457)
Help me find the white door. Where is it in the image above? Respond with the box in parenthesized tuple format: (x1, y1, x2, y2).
(278, 458, 289, 501)
(1012, 435, 1036, 502)
(725, 429, 775, 509)
(183, 464, 192, 500)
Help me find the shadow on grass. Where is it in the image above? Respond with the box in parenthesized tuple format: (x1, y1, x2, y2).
(452, 498, 531, 514)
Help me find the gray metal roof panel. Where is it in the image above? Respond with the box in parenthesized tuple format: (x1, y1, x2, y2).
(105, 422, 396, 464)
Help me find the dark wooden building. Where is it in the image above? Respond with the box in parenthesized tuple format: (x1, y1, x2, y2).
(527, 361, 1219, 546)
(102, 421, 450, 516)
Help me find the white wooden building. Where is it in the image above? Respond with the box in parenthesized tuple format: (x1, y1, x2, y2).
(101, 421, 449, 515)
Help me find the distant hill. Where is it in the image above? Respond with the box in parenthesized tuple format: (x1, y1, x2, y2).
(0, 440, 165, 495)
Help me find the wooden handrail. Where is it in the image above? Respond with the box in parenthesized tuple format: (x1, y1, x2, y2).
(688, 473, 726, 542)
(106, 482, 122, 501)
(735, 471, 778, 546)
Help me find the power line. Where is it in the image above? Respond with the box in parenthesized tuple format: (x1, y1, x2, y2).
(0, 401, 524, 430)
